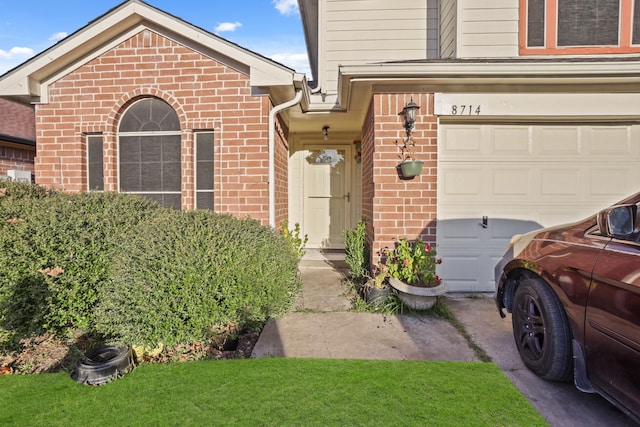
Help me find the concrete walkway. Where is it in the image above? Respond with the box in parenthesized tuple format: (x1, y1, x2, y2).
(252, 257, 476, 361)
(251, 251, 635, 427)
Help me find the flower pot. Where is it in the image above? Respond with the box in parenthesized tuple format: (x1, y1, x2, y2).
(388, 277, 448, 310)
(399, 160, 423, 178)
(363, 285, 391, 306)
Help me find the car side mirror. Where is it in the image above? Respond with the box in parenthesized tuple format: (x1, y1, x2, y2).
(597, 204, 637, 238)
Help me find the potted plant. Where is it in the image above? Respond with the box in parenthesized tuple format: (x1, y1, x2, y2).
(362, 269, 391, 306)
(394, 138, 423, 178)
(344, 219, 391, 306)
(380, 237, 447, 310)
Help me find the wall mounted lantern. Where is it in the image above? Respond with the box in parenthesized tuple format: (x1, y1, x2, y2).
(402, 98, 420, 136)
(395, 98, 423, 179)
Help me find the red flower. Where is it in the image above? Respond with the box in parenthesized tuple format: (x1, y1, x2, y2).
(437, 258, 442, 264)
(435, 275, 440, 282)
(426, 244, 431, 252)
(403, 259, 410, 266)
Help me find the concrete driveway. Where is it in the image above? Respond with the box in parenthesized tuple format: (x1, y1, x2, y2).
(447, 296, 636, 427)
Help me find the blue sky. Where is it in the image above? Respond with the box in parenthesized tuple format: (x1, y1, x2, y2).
(0, 0, 310, 76)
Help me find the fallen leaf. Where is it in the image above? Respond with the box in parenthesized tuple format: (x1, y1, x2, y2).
(38, 267, 65, 277)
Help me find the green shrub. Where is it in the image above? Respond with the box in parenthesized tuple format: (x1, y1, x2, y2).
(0, 182, 301, 348)
(281, 219, 308, 259)
(0, 183, 163, 337)
(94, 210, 302, 346)
(344, 218, 369, 280)
(0, 179, 50, 202)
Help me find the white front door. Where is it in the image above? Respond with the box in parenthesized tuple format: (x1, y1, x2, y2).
(303, 146, 351, 248)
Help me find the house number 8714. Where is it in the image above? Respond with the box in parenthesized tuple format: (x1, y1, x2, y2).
(451, 105, 481, 115)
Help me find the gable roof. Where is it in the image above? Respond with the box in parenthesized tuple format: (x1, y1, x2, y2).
(0, 98, 35, 146)
(0, 0, 304, 104)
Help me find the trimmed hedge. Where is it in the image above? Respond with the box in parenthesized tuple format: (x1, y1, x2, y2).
(94, 210, 301, 346)
(0, 182, 163, 336)
(0, 182, 301, 347)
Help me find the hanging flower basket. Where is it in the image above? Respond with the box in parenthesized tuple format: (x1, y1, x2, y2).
(399, 160, 423, 178)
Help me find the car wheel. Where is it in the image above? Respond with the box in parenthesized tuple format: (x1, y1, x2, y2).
(512, 278, 573, 381)
(73, 346, 134, 385)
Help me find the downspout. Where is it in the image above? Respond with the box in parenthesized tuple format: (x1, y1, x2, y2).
(268, 88, 303, 229)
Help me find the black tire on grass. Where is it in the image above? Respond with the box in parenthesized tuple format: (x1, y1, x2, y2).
(73, 346, 134, 385)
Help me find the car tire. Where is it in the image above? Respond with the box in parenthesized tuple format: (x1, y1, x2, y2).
(511, 278, 573, 381)
(73, 346, 134, 385)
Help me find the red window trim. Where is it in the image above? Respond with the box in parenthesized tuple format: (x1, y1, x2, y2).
(519, 0, 640, 55)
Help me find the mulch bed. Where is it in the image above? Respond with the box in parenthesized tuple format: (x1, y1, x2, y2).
(1, 329, 261, 375)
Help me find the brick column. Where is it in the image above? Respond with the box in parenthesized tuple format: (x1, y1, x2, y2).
(363, 93, 438, 266)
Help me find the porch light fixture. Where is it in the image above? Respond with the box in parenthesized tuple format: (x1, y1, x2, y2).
(322, 125, 330, 140)
(403, 98, 420, 136)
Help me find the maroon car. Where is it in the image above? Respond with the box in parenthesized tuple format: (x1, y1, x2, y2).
(495, 192, 640, 424)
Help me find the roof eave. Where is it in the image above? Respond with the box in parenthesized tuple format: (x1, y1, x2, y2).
(0, 134, 36, 147)
(297, 0, 318, 82)
(338, 60, 640, 109)
(0, 0, 298, 103)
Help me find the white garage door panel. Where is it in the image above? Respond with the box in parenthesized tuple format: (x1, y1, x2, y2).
(589, 127, 635, 154)
(438, 207, 591, 230)
(439, 218, 539, 241)
(440, 166, 636, 216)
(441, 126, 639, 161)
(439, 252, 506, 292)
(493, 169, 532, 195)
(590, 168, 634, 194)
(438, 124, 640, 292)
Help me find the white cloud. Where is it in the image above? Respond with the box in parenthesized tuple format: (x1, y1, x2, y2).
(240, 36, 311, 78)
(0, 46, 34, 59)
(0, 46, 35, 74)
(272, 0, 299, 16)
(214, 21, 242, 34)
(270, 52, 310, 75)
(48, 32, 68, 43)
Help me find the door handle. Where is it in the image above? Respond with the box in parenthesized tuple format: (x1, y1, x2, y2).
(481, 216, 488, 228)
(345, 192, 351, 202)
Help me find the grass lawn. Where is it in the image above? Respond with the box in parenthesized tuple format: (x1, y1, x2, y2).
(0, 358, 546, 426)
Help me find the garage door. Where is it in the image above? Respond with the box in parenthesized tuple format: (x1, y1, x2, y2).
(437, 123, 640, 292)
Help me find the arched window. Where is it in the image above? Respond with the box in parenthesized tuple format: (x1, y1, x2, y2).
(118, 98, 181, 209)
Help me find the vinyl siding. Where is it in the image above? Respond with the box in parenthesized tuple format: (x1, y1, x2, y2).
(320, 0, 521, 92)
(440, 0, 457, 58)
(457, 0, 519, 57)
(323, 0, 429, 93)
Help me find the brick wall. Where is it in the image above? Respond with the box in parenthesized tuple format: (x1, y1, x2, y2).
(0, 98, 36, 142)
(36, 29, 279, 225)
(0, 98, 35, 177)
(0, 145, 35, 176)
(361, 100, 376, 259)
(273, 101, 290, 230)
(364, 93, 438, 265)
